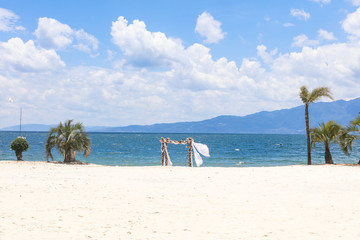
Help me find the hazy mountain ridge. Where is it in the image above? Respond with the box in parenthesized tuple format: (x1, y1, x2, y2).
(2, 98, 360, 134)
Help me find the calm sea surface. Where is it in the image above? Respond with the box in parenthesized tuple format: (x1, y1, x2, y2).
(0, 131, 359, 167)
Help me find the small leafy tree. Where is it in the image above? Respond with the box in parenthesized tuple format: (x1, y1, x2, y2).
(10, 137, 29, 161)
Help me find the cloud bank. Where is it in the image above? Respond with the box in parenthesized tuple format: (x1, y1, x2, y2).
(2, 7, 360, 128)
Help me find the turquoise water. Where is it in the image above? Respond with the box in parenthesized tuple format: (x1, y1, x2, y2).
(0, 131, 359, 167)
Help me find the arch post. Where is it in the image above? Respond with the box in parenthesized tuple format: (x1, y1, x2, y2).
(187, 137, 193, 167)
(160, 137, 165, 166)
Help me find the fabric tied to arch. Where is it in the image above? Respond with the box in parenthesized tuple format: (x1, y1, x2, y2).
(193, 142, 210, 167)
(164, 145, 173, 166)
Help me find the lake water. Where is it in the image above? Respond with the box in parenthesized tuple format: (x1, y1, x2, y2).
(0, 131, 359, 167)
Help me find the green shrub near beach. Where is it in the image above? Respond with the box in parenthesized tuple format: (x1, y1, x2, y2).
(10, 137, 29, 161)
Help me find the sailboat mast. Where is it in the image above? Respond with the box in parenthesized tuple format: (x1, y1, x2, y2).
(20, 107, 22, 137)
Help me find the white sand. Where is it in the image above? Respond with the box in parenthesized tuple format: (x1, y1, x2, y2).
(0, 161, 359, 240)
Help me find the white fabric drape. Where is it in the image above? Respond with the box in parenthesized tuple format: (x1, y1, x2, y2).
(164, 146, 173, 166)
(192, 142, 210, 167)
(193, 142, 210, 156)
(193, 146, 203, 167)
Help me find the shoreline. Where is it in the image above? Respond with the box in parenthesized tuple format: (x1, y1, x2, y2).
(0, 161, 359, 239)
(1, 159, 359, 168)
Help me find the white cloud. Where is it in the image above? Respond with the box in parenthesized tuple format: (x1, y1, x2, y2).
(312, 0, 331, 4)
(342, 8, 360, 39)
(318, 29, 336, 41)
(73, 29, 99, 54)
(290, 9, 311, 21)
(257, 45, 278, 64)
(348, 0, 360, 6)
(0, 38, 65, 72)
(0, 8, 24, 32)
(35, 17, 98, 54)
(111, 16, 185, 67)
(35, 17, 74, 49)
(109, 23, 239, 90)
(291, 34, 319, 47)
(283, 23, 294, 27)
(292, 29, 336, 48)
(271, 43, 360, 94)
(111, 16, 230, 73)
(195, 11, 225, 44)
(170, 43, 240, 90)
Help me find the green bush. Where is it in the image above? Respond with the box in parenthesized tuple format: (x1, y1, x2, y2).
(10, 137, 29, 161)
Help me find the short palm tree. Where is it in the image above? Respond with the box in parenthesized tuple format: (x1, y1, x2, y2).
(45, 120, 91, 163)
(299, 86, 333, 165)
(310, 121, 349, 164)
(350, 115, 360, 133)
(337, 115, 360, 159)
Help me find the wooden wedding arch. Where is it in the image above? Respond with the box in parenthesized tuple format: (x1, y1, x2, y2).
(160, 137, 194, 167)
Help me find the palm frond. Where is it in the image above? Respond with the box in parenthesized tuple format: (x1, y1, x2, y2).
(45, 134, 56, 161)
(350, 115, 360, 131)
(308, 87, 334, 103)
(299, 86, 309, 104)
(338, 127, 357, 156)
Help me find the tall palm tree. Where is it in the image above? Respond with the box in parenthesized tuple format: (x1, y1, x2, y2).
(45, 120, 91, 163)
(299, 86, 333, 165)
(310, 121, 346, 164)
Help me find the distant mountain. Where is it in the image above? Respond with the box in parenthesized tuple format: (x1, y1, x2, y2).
(0, 124, 114, 132)
(0, 124, 55, 132)
(1, 98, 360, 134)
(110, 98, 360, 134)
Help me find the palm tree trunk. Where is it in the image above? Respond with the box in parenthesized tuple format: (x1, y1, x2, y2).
(324, 144, 333, 164)
(64, 149, 76, 163)
(305, 104, 311, 165)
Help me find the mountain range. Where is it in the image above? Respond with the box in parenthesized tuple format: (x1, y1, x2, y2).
(1, 98, 360, 134)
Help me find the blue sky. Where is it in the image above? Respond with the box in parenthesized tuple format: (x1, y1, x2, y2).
(1, 0, 360, 127)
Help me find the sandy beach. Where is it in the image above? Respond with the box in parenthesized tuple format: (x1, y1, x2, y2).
(0, 161, 359, 240)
